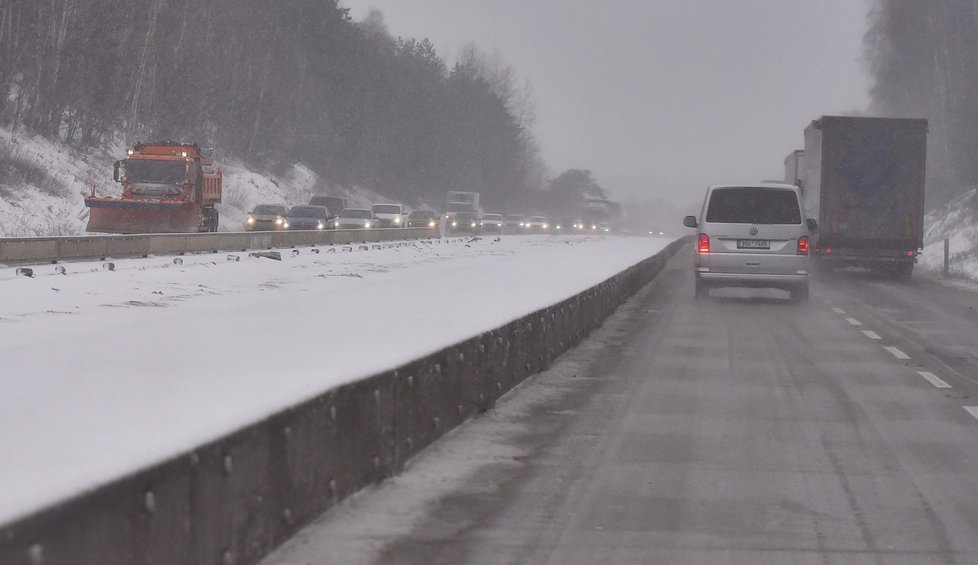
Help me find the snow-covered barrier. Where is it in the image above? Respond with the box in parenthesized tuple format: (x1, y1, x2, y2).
(0, 238, 687, 565)
(0, 228, 439, 264)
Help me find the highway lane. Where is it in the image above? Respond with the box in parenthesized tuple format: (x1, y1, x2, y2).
(265, 252, 978, 565)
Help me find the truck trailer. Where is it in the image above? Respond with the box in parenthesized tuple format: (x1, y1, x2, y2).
(798, 116, 927, 279)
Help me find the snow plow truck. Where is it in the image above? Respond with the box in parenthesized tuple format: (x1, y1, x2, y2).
(84, 141, 222, 233)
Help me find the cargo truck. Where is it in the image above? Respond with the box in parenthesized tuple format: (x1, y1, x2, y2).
(796, 116, 927, 279)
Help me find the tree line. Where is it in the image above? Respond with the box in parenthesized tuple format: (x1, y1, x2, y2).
(0, 0, 551, 211)
(866, 0, 978, 209)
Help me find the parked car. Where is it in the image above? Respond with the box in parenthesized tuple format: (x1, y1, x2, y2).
(283, 205, 331, 230)
(371, 203, 407, 228)
(308, 196, 347, 216)
(480, 213, 504, 232)
(243, 204, 287, 231)
(406, 210, 439, 228)
(683, 183, 814, 301)
(450, 211, 479, 233)
(335, 208, 378, 229)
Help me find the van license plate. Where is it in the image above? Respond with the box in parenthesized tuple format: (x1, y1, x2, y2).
(737, 239, 769, 249)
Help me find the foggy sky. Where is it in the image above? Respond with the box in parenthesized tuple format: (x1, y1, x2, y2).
(342, 0, 871, 209)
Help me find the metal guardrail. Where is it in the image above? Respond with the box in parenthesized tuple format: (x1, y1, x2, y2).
(0, 228, 440, 264)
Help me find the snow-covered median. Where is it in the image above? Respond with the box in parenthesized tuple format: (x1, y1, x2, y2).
(0, 234, 672, 526)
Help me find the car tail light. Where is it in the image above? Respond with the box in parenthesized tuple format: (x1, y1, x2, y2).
(906, 249, 916, 257)
(797, 235, 810, 255)
(824, 247, 832, 255)
(697, 233, 710, 254)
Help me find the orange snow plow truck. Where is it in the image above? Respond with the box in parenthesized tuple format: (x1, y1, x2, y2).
(84, 141, 222, 233)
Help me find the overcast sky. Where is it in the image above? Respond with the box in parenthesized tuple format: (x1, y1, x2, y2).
(341, 1, 872, 209)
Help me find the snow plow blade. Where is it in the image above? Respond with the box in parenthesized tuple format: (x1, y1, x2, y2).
(84, 198, 201, 234)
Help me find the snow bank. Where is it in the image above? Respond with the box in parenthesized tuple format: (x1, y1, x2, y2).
(0, 233, 672, 526)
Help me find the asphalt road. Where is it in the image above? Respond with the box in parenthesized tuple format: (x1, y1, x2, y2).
(265, 251, 978, 565)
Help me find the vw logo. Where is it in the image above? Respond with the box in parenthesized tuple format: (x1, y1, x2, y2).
(748, 226, 758, 236)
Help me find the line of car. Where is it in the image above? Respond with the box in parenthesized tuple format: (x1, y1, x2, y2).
(244, 198, 439, 232)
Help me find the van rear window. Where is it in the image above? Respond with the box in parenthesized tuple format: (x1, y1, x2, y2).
(706, 187, 801, 224)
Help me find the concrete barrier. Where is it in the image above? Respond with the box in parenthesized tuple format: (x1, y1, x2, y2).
(0, 228, 439, 265)
(0, 237, 688, 565)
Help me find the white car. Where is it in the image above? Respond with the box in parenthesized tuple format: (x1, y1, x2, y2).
(526, 216, 551, 231)
(334, 208, 379, 229)
(371, 203, 407, 228)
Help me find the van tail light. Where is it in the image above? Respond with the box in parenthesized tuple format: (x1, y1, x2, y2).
(697, 233, 711, 254)
(797, 235, 810, 255)
(906, 249, 916, 258)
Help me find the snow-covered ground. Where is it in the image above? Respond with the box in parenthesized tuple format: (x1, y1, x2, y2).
(0, 233, 672, 527)
(920, 187, 978, 281)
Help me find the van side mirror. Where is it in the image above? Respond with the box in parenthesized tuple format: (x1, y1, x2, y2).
(682, 215, 698, 228)
(806, 219, 818, 232)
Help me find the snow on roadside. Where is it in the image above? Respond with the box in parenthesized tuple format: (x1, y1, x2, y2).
(0, 233, 672, 527)
(920, 187, 978, 281)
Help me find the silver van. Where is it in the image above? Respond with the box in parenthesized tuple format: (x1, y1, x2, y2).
(682, 184, 816, 301)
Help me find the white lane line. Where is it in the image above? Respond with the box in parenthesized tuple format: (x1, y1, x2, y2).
(832, 307, 846, 315)
(846, 318, 862, 326)
(884, 346, 911, 360)
(964, 407, 978, 421)
(862, 330, 882, 340)
(918, 371, 951, 389)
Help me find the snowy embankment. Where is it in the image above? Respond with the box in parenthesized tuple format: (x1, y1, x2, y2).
(0, 234, 672, 526)
(919, 187, 978, 281)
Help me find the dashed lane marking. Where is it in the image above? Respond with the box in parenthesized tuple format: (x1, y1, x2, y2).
(846, 318, 862, 326)
(832, 307, 846, 314)
(964, 407, 978, 421)
(918, 371, 951, 389)
(884, 346, 911, 360)
(862, 330, 882, 340)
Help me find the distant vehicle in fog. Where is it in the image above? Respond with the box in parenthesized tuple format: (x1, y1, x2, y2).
(504, 214, 525, 228)
(284, 205, 331, 230)
(683, 183, 814, 301)
(334, 208, 378, 229)
(406, 210, 438, 228)
(371, 203, 407, 228)
(480, 213, 504, 232)
(794, 115, 927, 279)
(308, 195, 347, 215)
(526, 216, 551, 231)
(244, 204, 287, 231)
(450, 211, 479, 233)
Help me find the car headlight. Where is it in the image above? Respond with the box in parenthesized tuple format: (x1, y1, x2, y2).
(283, 221, 290, 229)
(394, 216, 401, 224)
(471, 222, 476, 228)
(364, 220, 371, 228)
(543, 224, 548, 229)
(246, 216, 255, 224)
(452, 221, 457, 227)
(317, 222, 325, 229)
(428, 220, 436, 227)
(275, 217, 283, 225)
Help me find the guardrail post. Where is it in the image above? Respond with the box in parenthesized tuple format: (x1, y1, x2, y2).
(944, 237, 950, 278)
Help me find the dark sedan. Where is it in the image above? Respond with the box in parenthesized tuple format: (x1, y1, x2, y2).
(283, 205, 331, 230)
(243, 204, 287, 231)
(407, 210, 438, 228)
